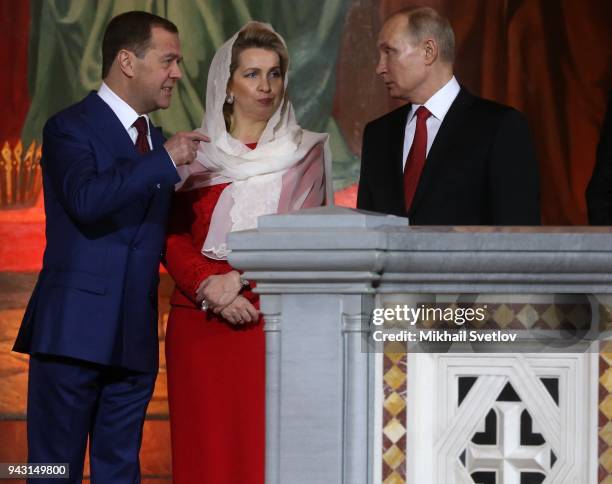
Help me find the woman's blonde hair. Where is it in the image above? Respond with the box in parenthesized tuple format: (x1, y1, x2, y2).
(223, 24, 289, 131)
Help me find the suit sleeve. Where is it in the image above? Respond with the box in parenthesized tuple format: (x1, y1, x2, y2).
(43, 115, 180, 224)
(164, 190, 232, 303)
(487, 109, 541, 225)
(357, 123, 374, 210)
(586, 94, 612, 225)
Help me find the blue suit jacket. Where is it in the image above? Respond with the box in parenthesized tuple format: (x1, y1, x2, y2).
(13, 92, 180, 373)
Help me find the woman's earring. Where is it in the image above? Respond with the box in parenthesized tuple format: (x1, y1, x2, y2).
(225, 94, 234, 104)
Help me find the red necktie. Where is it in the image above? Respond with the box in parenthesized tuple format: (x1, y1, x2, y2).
(133, 116, 150, 154)
(403, 106, 432, 211)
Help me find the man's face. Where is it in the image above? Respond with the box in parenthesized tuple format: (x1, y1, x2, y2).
(376, 15, 427, 101)
(131, 26, 182, 114)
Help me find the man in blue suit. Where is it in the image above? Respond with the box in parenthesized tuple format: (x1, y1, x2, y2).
(13, 11, 208, 483)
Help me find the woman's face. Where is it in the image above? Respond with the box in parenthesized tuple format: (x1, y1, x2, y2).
(228, 47, 284, 125)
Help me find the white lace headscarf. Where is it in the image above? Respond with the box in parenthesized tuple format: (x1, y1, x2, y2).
(176, 21, 332, 260)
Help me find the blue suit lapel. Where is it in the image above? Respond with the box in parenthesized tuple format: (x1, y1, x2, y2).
(131, 121, 173, 244)
(80, 92, 172, 241)
(143, 122, 168, 211)
(150, 123, 165, 150)
(80, 92, 138, 159)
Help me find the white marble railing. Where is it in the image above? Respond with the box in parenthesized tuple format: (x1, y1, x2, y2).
(228, 207, 612, 484)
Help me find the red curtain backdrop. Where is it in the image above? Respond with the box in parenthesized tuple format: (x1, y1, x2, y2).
(0, 0, 30, 144)
(335, 0, 612, 224)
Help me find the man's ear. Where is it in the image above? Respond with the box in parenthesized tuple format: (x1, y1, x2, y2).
(423, 39, 438, 66)
(117, 49, 135, 78)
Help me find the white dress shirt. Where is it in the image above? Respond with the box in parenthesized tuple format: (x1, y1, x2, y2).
(402, 76, 461, 169)
(97, 82, 152, 150)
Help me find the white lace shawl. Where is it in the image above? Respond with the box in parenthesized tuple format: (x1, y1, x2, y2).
(175, 21, 332, 260)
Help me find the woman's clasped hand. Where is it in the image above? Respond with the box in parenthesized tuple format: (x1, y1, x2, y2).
(195, 271, 258, 324)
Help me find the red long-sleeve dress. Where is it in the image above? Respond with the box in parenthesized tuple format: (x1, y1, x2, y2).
(164, 179, 264, 484)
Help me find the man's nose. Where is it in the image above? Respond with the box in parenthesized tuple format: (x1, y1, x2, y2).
(170, 61, 182, 80)
(376, 57, 386, 76)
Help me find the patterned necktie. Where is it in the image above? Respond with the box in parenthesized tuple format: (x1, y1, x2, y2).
(403, 106, 432, 212)
(133, 116, 150, 154)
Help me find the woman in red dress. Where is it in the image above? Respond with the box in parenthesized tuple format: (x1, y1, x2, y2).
(164, 22, 331, 483)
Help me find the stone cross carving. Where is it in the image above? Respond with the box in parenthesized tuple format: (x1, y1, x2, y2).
(465, 402, 552, 484)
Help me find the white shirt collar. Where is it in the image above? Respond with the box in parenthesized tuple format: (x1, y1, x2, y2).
(408, 76, 460, 122)
(97, 81, 149, 134)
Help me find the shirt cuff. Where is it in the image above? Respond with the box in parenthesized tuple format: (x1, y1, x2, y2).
(164, 147, 177, 168)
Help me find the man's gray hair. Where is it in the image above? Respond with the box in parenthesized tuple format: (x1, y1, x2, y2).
(393, 6, 455, 64)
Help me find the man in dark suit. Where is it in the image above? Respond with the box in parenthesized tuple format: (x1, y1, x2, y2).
(586, 93, 612, 224)
(13, 11, 207, 483)
(357, 6, 540, 225)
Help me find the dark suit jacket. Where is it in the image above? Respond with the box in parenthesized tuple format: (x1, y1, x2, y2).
(357, 88, 540, 225)
(13, 92, 180, 373)
(586, 93, 612, 225)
